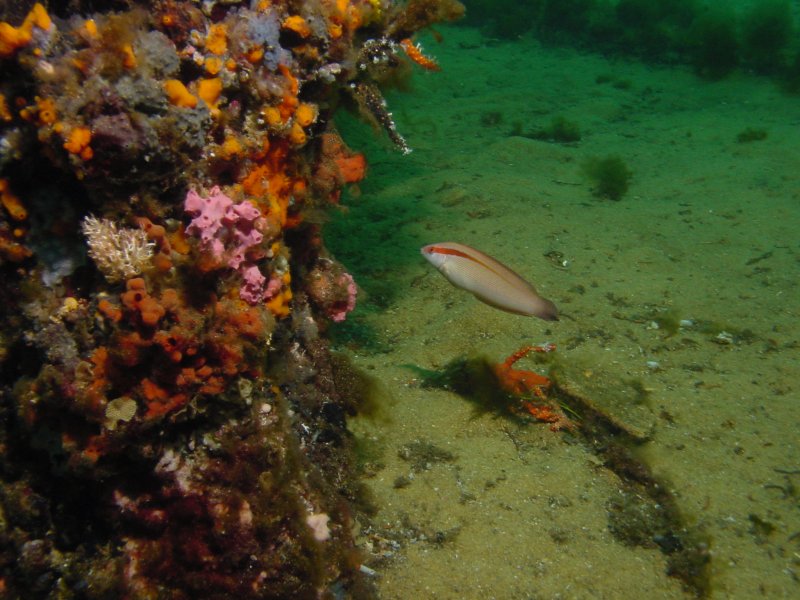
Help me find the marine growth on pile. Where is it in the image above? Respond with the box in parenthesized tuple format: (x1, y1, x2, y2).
(0, 1, 464, 597)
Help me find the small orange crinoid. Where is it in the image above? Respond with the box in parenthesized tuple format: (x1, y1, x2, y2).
(520, 401, 575, 432)
(492, 343, 555, 397)
(492, 344, 574, 431)
(400, 38, 440, 71)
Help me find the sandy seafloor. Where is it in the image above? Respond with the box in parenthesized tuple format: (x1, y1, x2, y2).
(326, 25, 800, 599)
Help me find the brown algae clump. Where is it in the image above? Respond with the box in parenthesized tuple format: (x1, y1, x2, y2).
(583, 154, 633, 200)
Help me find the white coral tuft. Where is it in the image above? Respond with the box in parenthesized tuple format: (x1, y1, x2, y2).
(81, 215, 154, 283)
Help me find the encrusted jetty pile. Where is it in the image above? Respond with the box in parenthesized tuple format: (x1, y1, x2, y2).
(0, 1, 462, 597)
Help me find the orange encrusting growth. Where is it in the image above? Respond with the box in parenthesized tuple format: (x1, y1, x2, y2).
(80, 346, 112, 416)
(282, 16, 312, 38)
(0, 3, 52, 58)
(135, 216, 174, 272)
(141, 378, 188, 420)
(246, 46, 264, 63)
(220, 136, 243, 158)
(277, 65, 300, 121)
(240, 140, 303, 229)
(0, 94, 12, 122)
(121, 43, 137, 69)
(19, 97, 58, 126)
(164, 79, 198, 108)
(334, 149, 366, 184)
(0, 233, 32, 262)
(313, 131, 367, 203)
(35, 97, 58, 125)
(121, 279, 167, 328)
(294, 103, 317, 127)
(204, 56, 223, 75)
(262, 106, 283, 126)
(197, 77, 223, 116)
(0, 179, 28, 221)
(266, 272, 292, 318)
(98, 298, 123, 323)
(205, 23, 228, 55)
(82, 18, 98, 39)
(63, 127, 93, 160)
(87, 280, 274, 425)
(288, 122, 306, 145)
(327, 0, 363, 38)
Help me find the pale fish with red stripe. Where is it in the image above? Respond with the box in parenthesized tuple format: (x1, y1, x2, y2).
(421, 242, 558, 321)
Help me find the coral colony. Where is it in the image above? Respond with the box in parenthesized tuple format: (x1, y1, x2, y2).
(0, 1, 463, 597)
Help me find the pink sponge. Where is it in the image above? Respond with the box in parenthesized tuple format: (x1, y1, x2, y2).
(329, 272, 357, 322)
(184, 187, 274, 305)
(185, 187, 233, 260)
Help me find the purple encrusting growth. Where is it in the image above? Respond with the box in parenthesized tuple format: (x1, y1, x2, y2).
(184, 186, 276, 304)
(246, 9, 293, 71)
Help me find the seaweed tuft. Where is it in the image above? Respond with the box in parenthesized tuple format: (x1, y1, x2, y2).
(686, 8, 739, 79)
(582, 155, 633, 200)
(740, 0, 793, 74)
(527, 115, 581, 143)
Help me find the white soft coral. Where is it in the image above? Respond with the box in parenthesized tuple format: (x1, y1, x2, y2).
(81, 215, 154, 283)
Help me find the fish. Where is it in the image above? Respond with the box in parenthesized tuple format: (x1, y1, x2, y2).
(421, 242, 558, 321)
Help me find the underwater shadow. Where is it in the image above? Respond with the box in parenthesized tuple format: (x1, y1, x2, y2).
(402, 349, 712, 597)
(405, 355, 531, 421)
